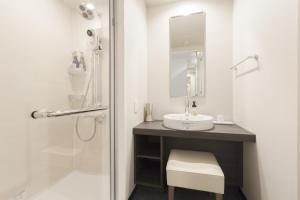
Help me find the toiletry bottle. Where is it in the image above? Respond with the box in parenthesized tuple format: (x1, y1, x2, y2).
(191, 101, 198, 116)
(79, 52, 87, 71)
(72, 51, 80, 69)
(145, 103, 153, 122)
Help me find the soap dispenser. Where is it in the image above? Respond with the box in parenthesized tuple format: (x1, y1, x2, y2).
(191, 101, 198, 116)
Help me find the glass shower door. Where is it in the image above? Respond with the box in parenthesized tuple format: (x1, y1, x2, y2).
(0, 0, 114, 199)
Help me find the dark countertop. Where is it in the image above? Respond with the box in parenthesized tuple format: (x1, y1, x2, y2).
(133, 121, 256, 142)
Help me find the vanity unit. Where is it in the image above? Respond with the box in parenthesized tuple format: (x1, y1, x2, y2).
(132, 10, 256, 198)
(133, 121, 256, 193)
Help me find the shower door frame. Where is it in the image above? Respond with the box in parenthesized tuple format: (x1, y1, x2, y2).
(109, 0, 116, 199)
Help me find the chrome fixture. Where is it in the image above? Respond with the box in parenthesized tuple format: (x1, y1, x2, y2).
(185, 96, 190, 116)
(31, 105, 108, 119)
(87, 29, 95, 37)
(230, 55, 259, 70)
(79, 3, 96, 20)
(75, 26, 103, 142)
(87, 29, 104, 53)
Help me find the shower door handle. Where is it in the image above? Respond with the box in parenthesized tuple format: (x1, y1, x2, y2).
(31, 105, 108, 119)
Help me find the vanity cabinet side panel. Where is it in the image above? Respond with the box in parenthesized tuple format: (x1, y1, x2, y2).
(134, 134, 137, 184)
(160, 136, 165, 189)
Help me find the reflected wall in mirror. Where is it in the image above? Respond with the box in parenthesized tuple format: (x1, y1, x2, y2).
(170, 12, 206, 97)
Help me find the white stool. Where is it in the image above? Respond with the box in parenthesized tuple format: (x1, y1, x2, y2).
(166, 149, 225, 200)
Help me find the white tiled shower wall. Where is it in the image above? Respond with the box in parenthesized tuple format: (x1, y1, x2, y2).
(0, 0, 110, 199)
(0, 0, 73, 198)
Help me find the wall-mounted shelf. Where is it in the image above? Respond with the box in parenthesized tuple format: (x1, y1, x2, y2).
(68, 68, 87, 76)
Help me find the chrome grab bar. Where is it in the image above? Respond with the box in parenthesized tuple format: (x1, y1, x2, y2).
(31, 105, 108, 119)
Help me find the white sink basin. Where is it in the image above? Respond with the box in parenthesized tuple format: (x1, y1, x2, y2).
(163, 114, 214, 131)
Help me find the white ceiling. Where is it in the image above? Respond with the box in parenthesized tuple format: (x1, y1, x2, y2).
(145, 0, 181, 7)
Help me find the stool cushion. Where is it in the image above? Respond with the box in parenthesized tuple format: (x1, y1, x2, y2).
(167, 149, 224, 194)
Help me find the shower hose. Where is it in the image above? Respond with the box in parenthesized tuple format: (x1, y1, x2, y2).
(75, 59, 97, 142)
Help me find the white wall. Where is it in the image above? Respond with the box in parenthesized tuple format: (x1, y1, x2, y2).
(233, 0, 299, 199)
(0, 0, 74, 199)
(116, 0, 148, 199)
(147, 0, 233, 120)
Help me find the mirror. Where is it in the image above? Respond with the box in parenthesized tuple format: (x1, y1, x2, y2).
(169, 12, 206, 97)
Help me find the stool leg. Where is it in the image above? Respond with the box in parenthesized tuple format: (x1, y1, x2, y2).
(168, 186, 175, 200)
(216, 194, 223, 200)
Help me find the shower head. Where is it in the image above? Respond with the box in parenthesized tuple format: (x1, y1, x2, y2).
(79, 2, 96, 20)
(86, 28, 103, 53)
(87, 29, 95, 37)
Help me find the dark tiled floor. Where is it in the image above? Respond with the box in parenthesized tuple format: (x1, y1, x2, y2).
(130, 186, 246, 200)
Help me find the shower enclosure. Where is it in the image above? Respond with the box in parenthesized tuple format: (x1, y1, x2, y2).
(0, 0, 115, 199)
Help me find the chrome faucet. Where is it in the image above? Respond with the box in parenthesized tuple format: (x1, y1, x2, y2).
(185, 95, 190, 116)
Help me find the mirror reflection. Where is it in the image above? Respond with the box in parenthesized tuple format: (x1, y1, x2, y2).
(170, 12, 206, 97)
